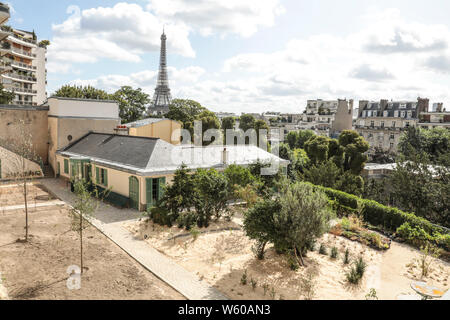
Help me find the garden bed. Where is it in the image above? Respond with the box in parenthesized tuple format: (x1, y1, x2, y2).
(329, 216, 391, 251)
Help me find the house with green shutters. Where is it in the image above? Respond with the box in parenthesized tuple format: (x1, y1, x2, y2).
(56, 132, 288, 211)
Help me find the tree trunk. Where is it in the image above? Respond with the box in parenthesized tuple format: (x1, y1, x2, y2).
(23, 160, 28, 242)
(80, 214, 83, 275)
(294, 246, 305, 267)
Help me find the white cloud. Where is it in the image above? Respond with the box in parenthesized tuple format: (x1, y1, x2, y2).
(147, 0, 285, 37)
(48, 3, 195, 73)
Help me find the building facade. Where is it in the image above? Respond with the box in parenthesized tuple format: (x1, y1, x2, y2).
(356, 98, 429, 154)
(418, 103, 450, 130)
(119, 118, 182, 145)
(299, 99, 354, 138)
(0, 16, 47, 106)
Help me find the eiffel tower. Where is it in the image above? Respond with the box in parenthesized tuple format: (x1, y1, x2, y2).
(148, 29, 172, 115)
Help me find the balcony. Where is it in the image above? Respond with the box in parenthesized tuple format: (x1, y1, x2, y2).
(11, 87, 37, 94)
(4, 72, 37, 82)
(13, 100, 37, 106)
(10, 60, 36, 71)
(11, 47, 36, 58)
(9, 33, 37, 46)
(0, 3, 10, 25)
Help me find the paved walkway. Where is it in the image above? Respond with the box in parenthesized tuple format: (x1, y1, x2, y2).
(0, 200, 66, 212)
(40, 178, 228, 300)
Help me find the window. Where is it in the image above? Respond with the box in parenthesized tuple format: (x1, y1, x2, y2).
(95, 167, 108, 187)
(64, 159, 69, 174)
(390, 143, 394, 149)
(146, 177, 166, 208)
(370, 121, 374, 128)
(405, 122, 410, 128)
(383, 111, 388, 117)
(392, 121, 396, 128)
(390, 134, 395, 140)
(381, 121, 385, 128)
(400, 111, 406, 118)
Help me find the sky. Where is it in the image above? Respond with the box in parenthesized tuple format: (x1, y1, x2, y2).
(6, 0, 450, 114)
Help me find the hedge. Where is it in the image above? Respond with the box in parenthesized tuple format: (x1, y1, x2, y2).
(304, 182, 449, 238)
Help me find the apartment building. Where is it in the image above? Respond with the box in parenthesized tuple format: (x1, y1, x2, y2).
(0, 7, 47, 107)
(299, 99, 354, 138)
(418, 103, 450, 130)
(356, 98, 429, 154)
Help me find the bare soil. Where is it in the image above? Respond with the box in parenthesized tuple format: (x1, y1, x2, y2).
(0, 185, 184, 300)
(126, 215, 449, 300)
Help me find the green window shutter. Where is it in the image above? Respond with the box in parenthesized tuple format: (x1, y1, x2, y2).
(64, 159, 69, 174)
(104, 169, 108, 187)
(146, 178, 153, 207)
(159, 177, 166, 200)
(96, 167, 100, 184)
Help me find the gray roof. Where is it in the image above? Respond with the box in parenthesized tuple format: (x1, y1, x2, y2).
(59, 133, 167, 169)
(58, 132, 289, 176)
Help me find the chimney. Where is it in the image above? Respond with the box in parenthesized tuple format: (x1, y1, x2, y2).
(222, 147, 229, 165)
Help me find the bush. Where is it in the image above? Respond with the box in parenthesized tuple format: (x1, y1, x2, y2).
(240, 270, 248, 285)
(287, 254, 299, 271)
(149, 206, 174, 227)
(343, 248, 350, 264)
(176, 211, 198, 230)
(331, 247, 338, 259)
(319, 244, 327, 255)
(346, 257, 366, 284)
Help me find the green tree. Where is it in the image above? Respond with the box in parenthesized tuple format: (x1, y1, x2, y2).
(275, 182, 334, 266)
(0, 84, 15, 104)
(112, 86, 150, 124)
(239, 114, 256, 132)
(287, 130, 315, 149)
(197, 110, 221, 145)
(193, 169, 229, 227)
(165, 99, 209, 141)
(159, 165, 196, 223)
(254, 119, 269, 148)
(338, 130, 369, 175)
(243, 199, 282, 259)
(302, 161, 341, 188)
(304, 135, 331, 164)
(224, 164, 255, 195)
(222, 117, 236, 145)
(54, 85, 111, 100)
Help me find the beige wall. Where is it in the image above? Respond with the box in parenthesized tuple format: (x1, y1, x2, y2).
(56, 154, 173, 211)
(129, 120, 181, 145)
(0, 146, 43, 179)
(0, 107, 48, 164)
(331, 100, 354, 133)
(48, 118, 119, 174)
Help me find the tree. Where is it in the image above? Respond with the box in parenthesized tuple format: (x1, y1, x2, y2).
(222, 117, 236, 145)
(112, 86, 150, 124)
(38, 40, 50, 48)
(159, 165, 196, 223)
(239, 114, 256, 132)
(338, 130, 369, 175)
(0, 119, 41, 241)
(399, 127, 450, 164)
(254, 119, 269, 148)
(287, 130, 315, 149)
(196, 110, 221, 145)
(54, 85, 111, 100)
(304, 135, 331, 164)
(243, 199, 281, 259)
(193, 169, 229, 227)
(389, 154, 449, 227)
(165, 99, 208, 141)
(69, 179, 98, 274)
(224, 164, 255, 195)
(302, 161, 341, 188)
(0, 84, 15, 104)
(274, 182, 334, 266)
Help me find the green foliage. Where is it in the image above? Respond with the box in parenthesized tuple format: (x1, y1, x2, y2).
(193, 168, 229, 227)
(389, 155, 449, 227)
(319, 243, 327, 255)
(248, 161, 285, 197)
(275, 182, 334, 263)
(331, 247, 338, 259)
(287, 254, 299, 271)
(165, 99, 208, 138)
(399, 127, 450, 164)
(240, 270, 248, 285)
(239, 114, 256, 132)
(346, 257, 366, 284)
(344, 248, 350, 264)
(286, 130, 315, 149)
(38, 39, 51, 48)
(338, 130, 369, 175)
(250, 278, 257, 290)
(148, 206, 173, 227)
(0, 84, 15, 104)
(112, 86, 150, 124)
(224, 164, 255, 195)
(365, 288, 378, 300)
(222, 117, 235, 144)
(243, 199, 281, 259)
(54, 85, 111, 100)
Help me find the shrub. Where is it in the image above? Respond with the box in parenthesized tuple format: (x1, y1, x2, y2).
(346, 257, 366, 284)
(240, 270, 248, 285)
(287, 254, 299, 271)
(250, 278, 257, 291)
(149, 206, 174, 227)
(300, 267, 318, 300)
(343, 248, 350, 264)
(319, 244, 327, 255)
(355, 257, 366, 277)
(331, 247, 338, 259)
(176, 211, 197, 230)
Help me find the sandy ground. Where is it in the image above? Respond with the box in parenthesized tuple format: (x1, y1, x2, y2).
(126, 215, 450, 300)
(0, 184, 184, 300)
(0, 183, 54, 208)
